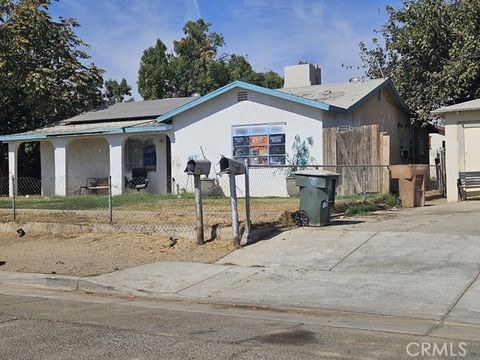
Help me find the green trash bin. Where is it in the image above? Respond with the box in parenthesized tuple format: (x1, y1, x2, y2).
(294, 170, 340, 226)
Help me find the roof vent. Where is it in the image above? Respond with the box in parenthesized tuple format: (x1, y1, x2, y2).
(237, 91, 248, 102)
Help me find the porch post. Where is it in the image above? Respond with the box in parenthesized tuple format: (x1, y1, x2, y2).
(52, 138, 70, 196)
(7, 141, 20, 197)
(106, 135, 125, 196)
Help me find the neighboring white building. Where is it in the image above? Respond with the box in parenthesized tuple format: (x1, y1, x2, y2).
(433, 100, 480, 202)
(0, 65, 414, 197)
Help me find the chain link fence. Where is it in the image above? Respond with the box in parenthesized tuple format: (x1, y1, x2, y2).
(0, 164, 444, 237)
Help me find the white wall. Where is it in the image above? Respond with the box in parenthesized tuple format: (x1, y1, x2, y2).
(40, 141, 55, 195)
(67, 137, 110, 193)
(444, 110, 480, 202)
(169, 89, 323, 197)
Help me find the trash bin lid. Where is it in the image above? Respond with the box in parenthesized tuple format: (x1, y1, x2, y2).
(294, 170, 340, 188)
(294, 170, 340, 177)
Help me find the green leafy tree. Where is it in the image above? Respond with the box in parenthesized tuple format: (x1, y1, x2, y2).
(0, 0, 104, 134)
(225, 54, 282, 88)
(137, 39, 174, 100)
(104, 78, 133, 105)
(137, 19, 283, 99)
(359, 0, 480, 124)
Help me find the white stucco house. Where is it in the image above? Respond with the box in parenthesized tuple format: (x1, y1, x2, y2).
(0, 64, 415, 197)
(433, 99, 480, 202)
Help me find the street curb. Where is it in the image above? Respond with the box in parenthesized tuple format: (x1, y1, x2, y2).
(0, 271, 80, 291)
(4, 271, 480, 339)
(0, 272, 127, 294)
(77, 278, 119, 294)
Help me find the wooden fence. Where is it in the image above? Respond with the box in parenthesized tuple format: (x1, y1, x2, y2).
(323, 125, 390, 195)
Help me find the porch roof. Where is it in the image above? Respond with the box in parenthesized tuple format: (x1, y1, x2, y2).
(62, 97, 196, 124)
(0, 119, 172, 142)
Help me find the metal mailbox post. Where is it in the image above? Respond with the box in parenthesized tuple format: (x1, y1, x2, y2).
(184, 159, 212, 245)
(219, 156, 245, 248)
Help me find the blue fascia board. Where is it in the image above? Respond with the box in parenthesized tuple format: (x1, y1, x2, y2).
(0, 133, 48, 142)
(105, 124, 173, 135)
(155, 81, 335, 123)
(0, 125, 173, 142)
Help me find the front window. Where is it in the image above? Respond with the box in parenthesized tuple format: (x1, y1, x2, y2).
(232, 123, 286, 165)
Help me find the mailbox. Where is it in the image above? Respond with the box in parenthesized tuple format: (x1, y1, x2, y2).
(184, 159, 211, 176)
(219, 156, 245, 175)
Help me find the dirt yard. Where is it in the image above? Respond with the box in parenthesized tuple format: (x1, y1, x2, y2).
(0, 232, 235, 276)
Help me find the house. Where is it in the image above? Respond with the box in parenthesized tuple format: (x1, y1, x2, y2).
(1, 97, 196, 196)
(432, 99, 480, 201)
(0, 64, 419, 197)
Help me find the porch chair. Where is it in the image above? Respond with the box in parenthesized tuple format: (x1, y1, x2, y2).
(125, 167, 148, 191)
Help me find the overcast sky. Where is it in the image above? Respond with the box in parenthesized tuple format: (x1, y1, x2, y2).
(51, 0, 396, 100)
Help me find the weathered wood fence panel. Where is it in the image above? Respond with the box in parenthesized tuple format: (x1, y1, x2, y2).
(323, 125, 390, 195)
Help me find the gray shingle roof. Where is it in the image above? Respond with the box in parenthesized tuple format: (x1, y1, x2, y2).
(62, 97, 197, 124)
(278, 78, 388, 110)
(432, 99, 480, 115)
(18, 119, 156, 136)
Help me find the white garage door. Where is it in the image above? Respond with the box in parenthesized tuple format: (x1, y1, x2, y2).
(464, 126, 480, 171)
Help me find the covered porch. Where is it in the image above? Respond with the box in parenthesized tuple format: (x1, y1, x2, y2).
(1, 124, 173, 197)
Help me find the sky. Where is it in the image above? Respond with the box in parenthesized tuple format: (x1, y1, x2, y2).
(51, 0, 396, 100)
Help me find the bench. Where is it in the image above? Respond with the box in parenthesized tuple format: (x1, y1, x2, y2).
(457, 171, 480, 200)
(80, 177, 110, 195)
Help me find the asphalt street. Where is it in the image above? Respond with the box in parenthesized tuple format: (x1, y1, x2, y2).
(0, 286, 479, 360)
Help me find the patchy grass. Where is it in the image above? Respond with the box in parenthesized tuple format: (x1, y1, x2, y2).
(335, 193, 398, 216)
(0, 192, 397, 228)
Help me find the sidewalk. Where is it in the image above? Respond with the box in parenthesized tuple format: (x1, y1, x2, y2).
(1, 201, 480, 339)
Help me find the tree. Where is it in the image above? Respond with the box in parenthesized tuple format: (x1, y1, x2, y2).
(104, 78, 133, 105)
(359, 0, 480, 124)
(137, 39, 173, 100)
(0, 0, 104, 134)
(137, 19, 283, 99)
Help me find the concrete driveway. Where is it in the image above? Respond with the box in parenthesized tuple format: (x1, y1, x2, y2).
(215, 201, 480, 336)
(29, 200, 480, 339)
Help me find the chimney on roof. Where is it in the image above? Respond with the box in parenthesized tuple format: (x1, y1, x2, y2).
(283, 63, 321, 88)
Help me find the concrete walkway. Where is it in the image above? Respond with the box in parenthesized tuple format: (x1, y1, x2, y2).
(2, 200, 480, 338)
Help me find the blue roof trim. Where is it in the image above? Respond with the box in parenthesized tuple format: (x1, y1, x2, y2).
(0, 133, 48, 141)
(155, 81, 333, 123)
(0, 124, 173, 142)
(106, 124, 172, 135)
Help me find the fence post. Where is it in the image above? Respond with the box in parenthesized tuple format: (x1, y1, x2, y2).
(363, 166, 367, 198)
(108, 176, 113, 224)
(11, 175, 16, 221)
(244, 159, 252, 244)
